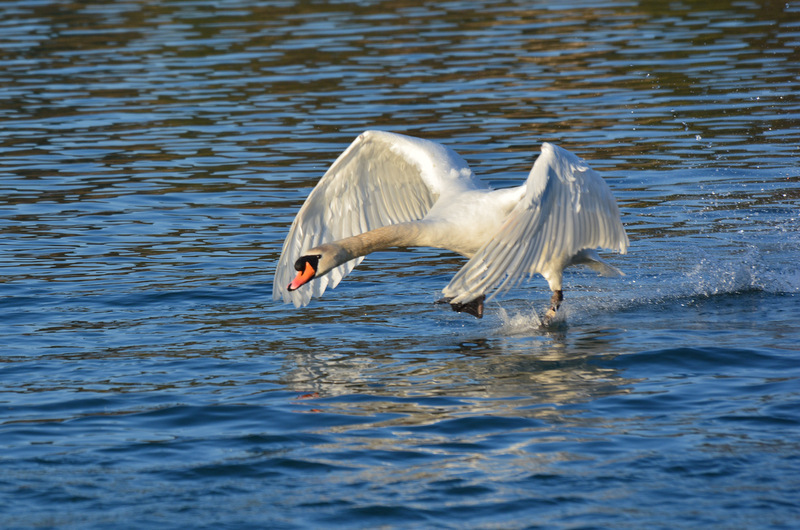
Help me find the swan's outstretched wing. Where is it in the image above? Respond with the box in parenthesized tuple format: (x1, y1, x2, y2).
(443, 142, 628, 304)
(274, 130, 480, 307)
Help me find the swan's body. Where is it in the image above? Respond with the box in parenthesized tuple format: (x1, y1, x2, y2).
(273, 130, 628, 319)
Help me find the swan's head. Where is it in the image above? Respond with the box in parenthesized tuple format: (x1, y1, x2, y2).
(287, 244, 347, 292)
(287, 254, 320, 291)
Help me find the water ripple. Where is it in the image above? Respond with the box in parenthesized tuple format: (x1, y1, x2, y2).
(2, 0, 800, 528)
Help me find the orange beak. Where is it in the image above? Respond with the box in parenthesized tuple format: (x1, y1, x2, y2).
(287, 261, 316, 291)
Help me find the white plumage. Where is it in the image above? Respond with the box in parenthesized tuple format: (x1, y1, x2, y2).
(273, 130, 628, 319)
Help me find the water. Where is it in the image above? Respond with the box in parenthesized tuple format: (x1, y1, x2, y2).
(2, 0, 800, 527)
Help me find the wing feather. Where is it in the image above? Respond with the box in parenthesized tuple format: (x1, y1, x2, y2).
(443, 142, 628, 304)
(274, 130, 478, 307)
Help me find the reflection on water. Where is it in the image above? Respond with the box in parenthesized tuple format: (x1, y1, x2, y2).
(2, 0, 800, 528)
(278, 331, 628, 403)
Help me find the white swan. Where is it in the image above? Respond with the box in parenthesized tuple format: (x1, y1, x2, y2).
(273, 130, 628, 319)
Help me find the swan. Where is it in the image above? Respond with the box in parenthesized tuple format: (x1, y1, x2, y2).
(273, 130, 628, 320)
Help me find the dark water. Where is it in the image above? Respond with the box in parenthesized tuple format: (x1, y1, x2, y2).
(2, 0, 800, 528)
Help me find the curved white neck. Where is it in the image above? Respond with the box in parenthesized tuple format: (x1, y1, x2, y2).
(313, 222, 426, 268)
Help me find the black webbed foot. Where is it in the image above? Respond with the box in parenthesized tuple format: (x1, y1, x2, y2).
(435, 294, 485, 319)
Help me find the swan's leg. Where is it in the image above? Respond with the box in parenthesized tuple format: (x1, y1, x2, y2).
(543, 290, 563, 322)
(436, 295, 485, 319)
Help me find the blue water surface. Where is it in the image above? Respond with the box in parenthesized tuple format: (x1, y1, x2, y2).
(2, 1, 800, 528)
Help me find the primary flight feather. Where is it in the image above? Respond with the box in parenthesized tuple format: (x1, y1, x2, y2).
(273, 130, 628, 319)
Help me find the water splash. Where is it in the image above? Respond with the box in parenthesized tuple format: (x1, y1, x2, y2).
(494, 236, 800, 336)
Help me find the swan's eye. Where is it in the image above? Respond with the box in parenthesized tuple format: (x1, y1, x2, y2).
(294, 255, 320, 272)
